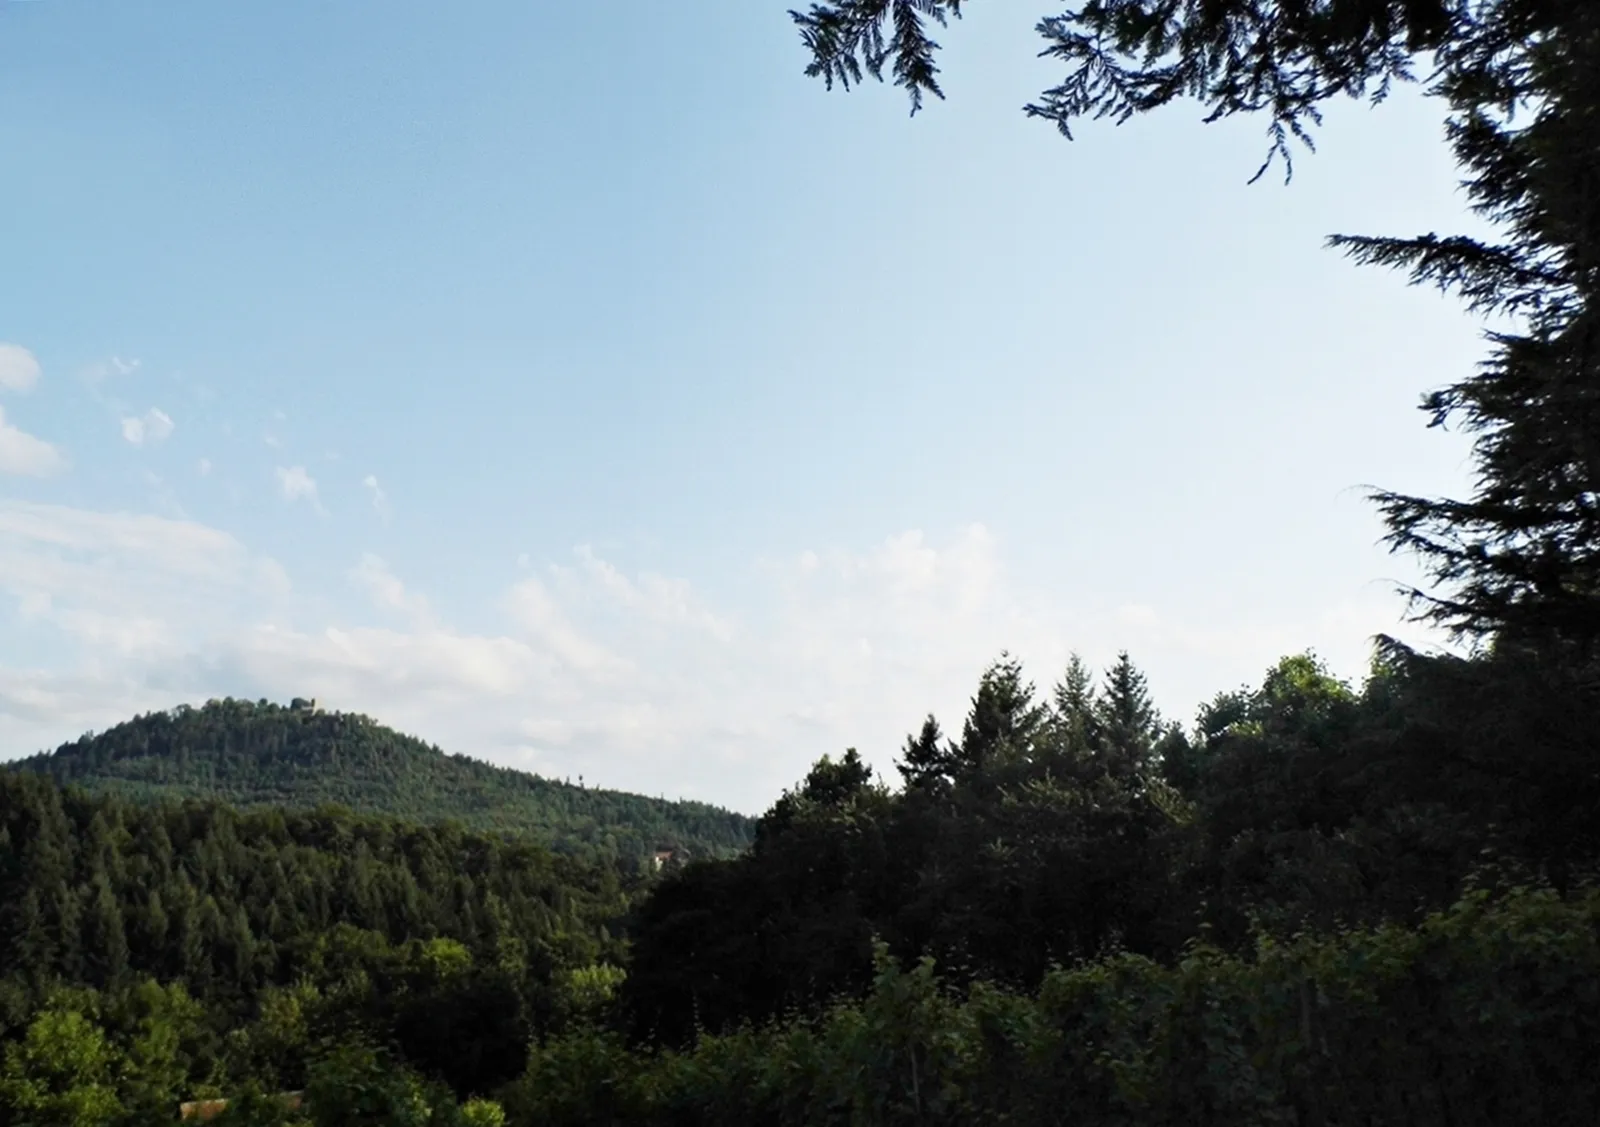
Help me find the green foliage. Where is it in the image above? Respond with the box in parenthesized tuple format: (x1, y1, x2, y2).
(303, 1044, 435, 1127)
(514, 887, 1600, 1126)
(954, 654, 1046, 777)
(5, 698, 752, 864)
(0, 1004, 123, 1127)
(626, 643, 1600, 1045)
(209, 1083, 306, 1127)
(1347, 5, 1600, 651)
(625, 652, 1189, 1042)
(458, 1098, 506, 1127)
(105, 978, 208, 1120)
(0, 769, 646, 1107)
(2, 654, 1596, 1125)
(0, 771, 631, 1001)
(554, 964, 628, 1028)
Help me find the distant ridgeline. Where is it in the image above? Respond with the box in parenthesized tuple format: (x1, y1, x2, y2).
(3, 698, 753, 864)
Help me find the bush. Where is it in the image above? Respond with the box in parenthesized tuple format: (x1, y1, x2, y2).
(502, 887, 1600, 1127)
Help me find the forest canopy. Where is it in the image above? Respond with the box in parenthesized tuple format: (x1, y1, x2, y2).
(4, 698, 753, 866)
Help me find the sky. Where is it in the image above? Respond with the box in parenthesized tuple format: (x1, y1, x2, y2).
(0, 0, 1488, 813)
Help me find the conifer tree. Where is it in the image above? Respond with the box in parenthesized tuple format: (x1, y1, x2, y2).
(896, 715, 951, 789)
(954, 654, 1046, 775)
(1096, 652, 1161, 773)
(84, 875, 129, 987)
(1339, 6, 1600, 651)
(1048, 653, 1100, 764)
(796, 1, 1500, 178)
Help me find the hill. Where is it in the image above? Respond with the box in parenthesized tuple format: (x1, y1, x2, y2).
(2, 697, 753, 864)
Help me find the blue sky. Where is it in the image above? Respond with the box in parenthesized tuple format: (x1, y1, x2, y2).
(0, 0, 1484, 811)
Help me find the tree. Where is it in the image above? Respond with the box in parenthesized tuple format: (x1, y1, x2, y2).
(798, 748, 877, 808)
(757, 749, 881, 844)
(953, 655, 1046, 776)
(0, 1005, 123, 1127)
(84, 874, 130, 987)
(1047, 653, 1099, 765)
(1096, 652, 1161, 774)
(797, 0, 1499, 177)
(103, 979, 209, 1123)
(896, 715, 953, 790)
(302, 1044, 433, 1127)
(1346, 8, 1600, 651)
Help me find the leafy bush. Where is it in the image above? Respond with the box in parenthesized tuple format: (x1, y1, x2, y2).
(506, 887, 1600, 1126)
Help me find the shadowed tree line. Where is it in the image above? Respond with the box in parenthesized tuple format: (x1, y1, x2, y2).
(621, 644, 1600, 1043)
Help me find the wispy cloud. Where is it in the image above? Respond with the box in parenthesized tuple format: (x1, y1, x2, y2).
(349, 553, 433, 628)
(82, 356, 140, 383)
(505, 575, 630, 678)
(0, 500, 289, 659)
(275, 465, 323, 512)
(0, 344, 41, 394)
(0, 407, 68, 477)
(0, 509, 1446, 811)
(562, 544, 733, 640)
(197, 458, 213, 477)
(0, 522, 1045, 805)
(121, 408, 175, 447)
(362, 474, 391, 521)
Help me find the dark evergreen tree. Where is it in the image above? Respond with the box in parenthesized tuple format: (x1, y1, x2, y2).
(954, 655, 1045, 776)
(1095, 652, 1161, 774)
(1338, 7, 1600, 651)
(794, 0, 1507, 178)
(84, 874, 130, 986)
(1048, 653, 1099, 765)
(896, 715, 952, 790)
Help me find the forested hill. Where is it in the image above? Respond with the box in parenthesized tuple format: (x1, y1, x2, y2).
(3, 698, 752, 864)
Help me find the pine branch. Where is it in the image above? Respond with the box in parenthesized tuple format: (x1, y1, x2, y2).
(1328, 233, 1569, 316)
(790, 0, 964, 114)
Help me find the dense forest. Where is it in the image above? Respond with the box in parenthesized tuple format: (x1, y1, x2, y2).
(0, 772, 631, 1121)
(2, 642, 1597, 1124)
(4, 0, 1600, 1122)
(4, 699, 753, 865)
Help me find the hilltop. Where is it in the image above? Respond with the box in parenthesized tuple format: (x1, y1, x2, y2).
(3, 697, 752, 864)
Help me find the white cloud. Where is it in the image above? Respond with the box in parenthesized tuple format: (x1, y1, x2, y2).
(561, 544, 732, 640)
(0, 501, 290, 668)
(0, 344, 41, 393)
(349, 554, 433, 628)
(276, 465, 322, 511)
(223, 625, 541, 701)
(83, 356, 140, 382)
(505, 575, 629, 677)
(197, 458, 213, 477)
(0, 407, 68, 477)
(121, 408, 175, 447)
(362, 474, 390, 521)
(0, 512, 1450, 812)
